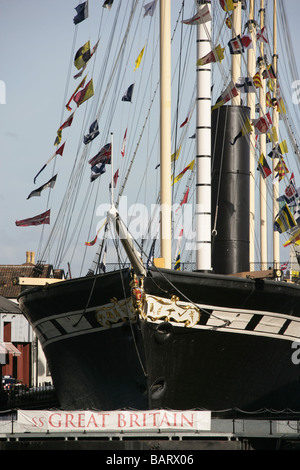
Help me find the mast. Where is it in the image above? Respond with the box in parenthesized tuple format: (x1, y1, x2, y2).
(272, 0, 280, 267)
(160, 0, 172, 269)
(247, 0, 256, 268)
(196, 0, 212, 272)
(259, 0, 268, 270)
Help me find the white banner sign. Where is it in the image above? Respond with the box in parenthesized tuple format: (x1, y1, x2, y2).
(17, 409, 211, 433)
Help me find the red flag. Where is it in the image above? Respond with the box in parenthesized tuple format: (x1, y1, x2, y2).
(252, 112, 272, 134)
(73, 79, 94, 107)
(113, 168, 119, 188)
(180, 187, 189, 206)
(121, 128, 127, 157)
(15, 209, 50, 227)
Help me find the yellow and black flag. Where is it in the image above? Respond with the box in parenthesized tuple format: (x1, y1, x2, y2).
(74, 41, 91, 70)
(274, 204, 296, 234)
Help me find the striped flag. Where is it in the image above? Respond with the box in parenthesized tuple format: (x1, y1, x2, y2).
(15, 209, 51, 227)
(274, 204, 296, 233)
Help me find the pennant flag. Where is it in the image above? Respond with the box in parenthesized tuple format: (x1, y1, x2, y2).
(73, 1, 89, 25)
(219, 0, 237, 12)
(180, 116, 189, 128)
(174, 251, 181, 271)
(268, 144, 282, 159)
(103, 0, 114, 9)
(280, 261, 289, 271)
(27, 175, 57, 200)
(252, 112, 272, 134)
(88, 143, 111, 167)
(85, 219, 106, 246)
(174, 228, 183, 271)
(278, 97, 286, 114)
(231, 117, 253, 145)
(73, 79, 94, 107)
(285, 173, 298, 199)
(235, 77, 255, 93)
(112, 168, 119, 188)
(294, 201, 300, 223)
(180, 187, 189, 206)
(172, 160, 195, 185)
(134, 46, 145, 71)
(263, 64, 276, 80)
(274, 204, 297, 233)
(257, 153, 271, 179)
(277, 174, 300, 206)
(122, 83, 134, 102)
(34, 142, 65, 183)
(274, 156, 289, 182)
(257, 27, 268, 43)
(253, 71, 262, 89)
(15, 209, 51, 227)
(143, 0, 157, 17)
(176, 187, 190, 213)
(121, 128, 127, 157)
(225, 14, 233, 29)
(66, 75, 87, 111)
(54, 113, 75, 146)
(212, 80, 239, 111)
(266, 91, 272, 107)
(171, 146, 181, 162)
(279, 140, 288, 154)
(74, 41, 91, 70)
(73, 40, 99, 79)
(266, 126, 278, 145)
(197, 44, 224, 66)
(283, 229, 300, 247)
(74, 64, 87, 80)
(83, 120, 100, 145)
(182, 4, 211, 25)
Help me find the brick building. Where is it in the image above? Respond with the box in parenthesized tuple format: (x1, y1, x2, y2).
(0, 252, 65, 389)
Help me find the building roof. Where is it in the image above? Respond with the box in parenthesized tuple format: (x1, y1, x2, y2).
(0, 296, 21, 314)
(0, 263, 60, 299)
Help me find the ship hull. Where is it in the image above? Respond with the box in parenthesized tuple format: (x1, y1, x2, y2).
(18, 267, 300, 413)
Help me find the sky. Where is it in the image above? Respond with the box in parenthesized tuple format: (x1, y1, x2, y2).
(1, 0, 300, 276)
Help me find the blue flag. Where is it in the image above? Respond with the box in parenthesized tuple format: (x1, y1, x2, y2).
(73, 1, 89, 25)
(122, 83, 134, 102)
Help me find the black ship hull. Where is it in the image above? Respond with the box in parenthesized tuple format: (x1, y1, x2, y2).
(18, 267, 300, 413)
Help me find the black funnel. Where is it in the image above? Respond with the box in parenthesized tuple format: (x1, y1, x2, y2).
(211, 105, 250, 275)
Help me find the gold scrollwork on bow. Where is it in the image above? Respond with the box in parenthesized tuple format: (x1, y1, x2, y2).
(95, 297, 136, 328)
(144, 295, 201, 328)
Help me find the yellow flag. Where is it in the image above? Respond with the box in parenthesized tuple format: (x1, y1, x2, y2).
(283, 229, 300, 247)
(267, 126, 278, 144)
(74, 41, 90, 70)
(278, 97, 286, 114)
(171, 146, 181, 162)
(220, 0, 237, 12)
(279, 139, 288, 154)
(134, 46, 145, 71)
(172, 160, 195, 185)
(197, 44, 224, 66)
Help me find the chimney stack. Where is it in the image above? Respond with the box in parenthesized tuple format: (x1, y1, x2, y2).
(26, 251, 35, 264)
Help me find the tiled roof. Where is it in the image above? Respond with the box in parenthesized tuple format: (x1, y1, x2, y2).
(0, 263, 53, 299)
